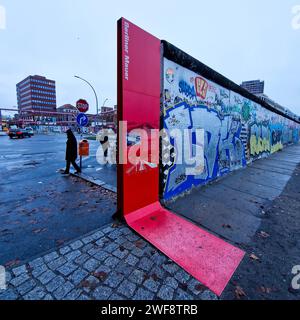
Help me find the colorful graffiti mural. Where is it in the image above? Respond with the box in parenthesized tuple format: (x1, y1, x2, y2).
(162, 58, 300, 200)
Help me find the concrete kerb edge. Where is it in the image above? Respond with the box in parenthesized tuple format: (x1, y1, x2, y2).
(70, 172, 117, 193)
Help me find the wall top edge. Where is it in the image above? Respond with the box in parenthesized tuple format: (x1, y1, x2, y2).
(161, 40, 300, 124)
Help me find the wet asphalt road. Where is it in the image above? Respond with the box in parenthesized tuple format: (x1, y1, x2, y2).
(0, 134, 116, 266)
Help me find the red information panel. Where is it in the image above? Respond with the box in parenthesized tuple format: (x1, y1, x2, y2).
(117, 18, 161, 215)
(117, 18, 244, 296)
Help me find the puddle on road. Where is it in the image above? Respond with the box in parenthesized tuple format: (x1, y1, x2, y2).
(23, 161, 41, 166)
(3, 154, 23, 159)
(6, 165, 36, 171)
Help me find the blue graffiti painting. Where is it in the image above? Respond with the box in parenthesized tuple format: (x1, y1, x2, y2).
(162, 58, 300, 200)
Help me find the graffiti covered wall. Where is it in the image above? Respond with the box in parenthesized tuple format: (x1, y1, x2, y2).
(162, 58, 300, 200)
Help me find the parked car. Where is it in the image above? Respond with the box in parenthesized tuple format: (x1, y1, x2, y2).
(21, 129, 32, 138)
(24, 127, 34, 136)
(8, 129, 25, 139)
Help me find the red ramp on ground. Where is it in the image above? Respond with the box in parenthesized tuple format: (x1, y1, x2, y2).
(117, 18, 245, 296)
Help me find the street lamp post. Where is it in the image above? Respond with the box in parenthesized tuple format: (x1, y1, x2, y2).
(101, 98, 109, 127)
(102, 98, 108, 109)
(74, 75, 99, 130)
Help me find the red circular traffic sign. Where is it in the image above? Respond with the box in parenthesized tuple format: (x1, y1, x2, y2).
(76, 99, 89, 113)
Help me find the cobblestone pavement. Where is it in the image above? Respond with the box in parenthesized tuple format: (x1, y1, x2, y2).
(0, 223, 218, 300)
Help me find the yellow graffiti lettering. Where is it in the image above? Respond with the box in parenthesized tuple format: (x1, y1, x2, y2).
(271, 142, 283, 154)
(250, 135, 270, 156)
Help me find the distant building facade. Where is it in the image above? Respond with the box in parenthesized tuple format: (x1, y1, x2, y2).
(56, 104, 78, 127)
(16, 75, 56, 113)
(16, 75, 57, 127)
(14, 76, 119, 132)
(240, 80, 265, 95)
(101, 106, 114, 113)
(99, 106, 117, 130)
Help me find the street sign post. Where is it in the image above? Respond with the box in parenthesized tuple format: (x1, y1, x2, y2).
(76, 113, 89, 171)
(76, 99, 89, 113)
(76, 113, 89, 127)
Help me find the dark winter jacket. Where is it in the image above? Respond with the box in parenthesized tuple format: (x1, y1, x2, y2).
(65, 129, 78, 161)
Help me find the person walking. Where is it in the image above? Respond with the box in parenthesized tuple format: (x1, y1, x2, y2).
(62, 128, 81, 175)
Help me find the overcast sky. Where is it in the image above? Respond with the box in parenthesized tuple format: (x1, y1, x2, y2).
(0, 0, 299, 116)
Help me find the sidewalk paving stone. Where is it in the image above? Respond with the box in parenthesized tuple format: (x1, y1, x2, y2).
(93, 286, 113, 300)
(65, 250, 82, 262)
(112, 248, 129, 259)
(77, 294, 90, 300)
(164, 277, 178, 290)
(57, 262, 78, 277)
(109, 293, 126, 300)
(12, 265, 27, 277)
(133, 288, 155, 300)
(70, 240, 84, 251)
(104, 256, 120, 268)
(200, 290, 218, 300)
(117, 280, 137, 298)
(125, 254, 139, 267)
(10, 273, 30, 287)
(2, 223, 217, 300)
(174, 270, 191, 284)
(64, 289, 82, 300)
(46, 276, 65, 293)
(16, 279, 37, 296)
(103, 243, 119, 254)
(28, 257, 44, 269)
(74, 253, 90, 265)
(37, 270, 56, 285)
(48, 257, 67, 271)
(81, 243, 94, 253)
(138, 257, 154, 272)
(0, 288, 18, 300)
(175, 288, 194, 300)
(23, 287, 46, 300)
(83, 258, 101, 272)
(157, 285, 174, 300)
(91, 231, 105, 240)
(114, 261, 134, 276)
(82, 235, 95, 245)
(43, 252, 59, 263)
(93, 251, 110, 262)
(150, 266, 166, 280)
(143, 279, 160, 293)
(31, 264, 48, 278)
(68, 268, 89, 285)
(162, 262, 180, 275)
(59, 246, 71, 255)
(53, 281, 74, 300)
(103, 272, 124, 288)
